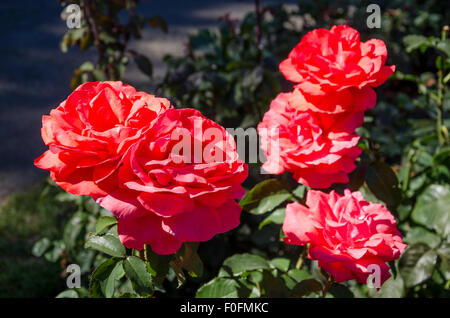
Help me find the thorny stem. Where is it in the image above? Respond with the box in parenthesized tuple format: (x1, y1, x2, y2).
(82, 0, 113, 79)
(295, 247, 306, 269)
(143, 244, 149, 262)
(322, 276, 333, 298)
(138, 244, 150, 262)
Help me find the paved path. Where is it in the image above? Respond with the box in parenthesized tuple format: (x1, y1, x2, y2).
(0, 0, 294, 201)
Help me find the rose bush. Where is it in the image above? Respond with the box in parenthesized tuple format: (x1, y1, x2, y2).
(27, 3, 448, 297)
(97, 108, 248, 254)
(279, 25, 395, 114)
(283, 189, 407, 285)
(258, 92, 363, 188)
(34, 81, 171, 197)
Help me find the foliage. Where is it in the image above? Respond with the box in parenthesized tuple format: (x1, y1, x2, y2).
(0, 240, 65, 298)
(58, 0, 168, 88)
(0, 180, 75, 297)
(162, 1, 450, 298)
(1, 0, 449, 298)
(157, 4, 298, 128)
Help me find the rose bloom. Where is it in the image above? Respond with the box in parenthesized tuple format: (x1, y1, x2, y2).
(258, 93, 363, 189)
(97, 108, 248, 254)
(279, 25, 395, 113)
(34, 81, 171, 197)
(283, 189, 407, 286)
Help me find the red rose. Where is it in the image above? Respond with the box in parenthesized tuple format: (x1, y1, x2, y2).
(283, 189, 407, 286)
(279, 25, 395, 113)
(34, 81, 171, 197)
(257, 93, 363, 189)
(97, 108, 248, 254)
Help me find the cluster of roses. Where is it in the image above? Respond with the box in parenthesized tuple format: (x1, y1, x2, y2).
(258, 25, 406, 285)
(35, 81, 248, 255)
(35, 25, 407, 288)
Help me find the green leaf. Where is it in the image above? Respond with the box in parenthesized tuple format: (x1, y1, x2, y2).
(107, 224, 118, 236)
(32, 238, 51, 257)
(270, 257, 290, 272)
(123, 256, 154, 297)
(92, 69, 106, 81)
(242, 66, 264, 92)
(169, 260, 186, 288)
(261, 270, 288, 297)
(416, 151, 434, 168)
(44, 240, 65, 262)
(145, 247, 170, 281)
(69, 28, 85, 43)
(95, 216, 117, 234)
(240, 179, 287, 210)
(292, 185, 306, 199)
(433, 147, 450, 165)
(403, 35, 428, 52)
(55, 192, 82, 204)
(133, 53, 153, 77)
(85, 233, 126, 258)
(221, 253, 270, 277)
(84, 197, 100, 214)
(174, 243, 204, 278)
(365, 162, 402, 209)
(56, 289, 79, 298)
(88, 279, 103, 298)
(190, 29, 218, 51)
(77, 249, 96, 273)
(249, 191, 291, 215)
(399, 243, 438, 287)
(99, 31, 116, 44)
(89, 258, 123, 298)
(70, 70, 81, 91)
(91, 258, 118, 281)
(328, 283, 354, 298)
(282, 269, 312, 289)
(79, 61, 94, 72)
(443, 70, 450, 85)
(60, 33, 70, 53)
(101, 261, 124, 298)
(89, 258, 115, 298)
(247, 271, 264, 285)
(411, 184, 450, 237)
(196, 277, 248, 298)
(436, 39, 450, 57)
(389, 260, 398, 279)
(368, 276, 405, 298)
(437, 244, 450, 280)
(291, 279, 322, 297)
(287, 269, 312, 282)
(63, 211, 86, 250)
(259, 208, 286, 229)
(404, 226, 441, 248)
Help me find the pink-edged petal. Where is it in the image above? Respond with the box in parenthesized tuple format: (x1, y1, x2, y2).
(117, 214, 182, 255)
(283, 202, 318, 245)
(279, 58, 303, 82)
(96, 189, 147, 219)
